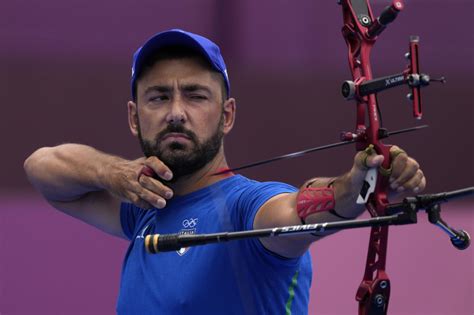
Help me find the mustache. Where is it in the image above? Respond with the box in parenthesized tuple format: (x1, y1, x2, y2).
(156, 124, 197, 142)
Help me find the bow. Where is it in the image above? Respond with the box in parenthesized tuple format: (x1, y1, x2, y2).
(339, 1, 421, 313)
(340, 1, 399, 313)
(338, 1, 450, 313)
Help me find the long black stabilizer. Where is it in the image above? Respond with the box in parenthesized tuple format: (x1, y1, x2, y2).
(145, 187, 473, 253)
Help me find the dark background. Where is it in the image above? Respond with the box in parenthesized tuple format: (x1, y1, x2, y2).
(1, 1, 473, 314)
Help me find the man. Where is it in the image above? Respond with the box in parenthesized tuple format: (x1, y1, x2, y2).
(24, 29, 425, 314)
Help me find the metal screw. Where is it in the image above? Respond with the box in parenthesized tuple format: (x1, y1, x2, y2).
(361, 15, 371, 26)
(374, 294, 385, 306)
(404, 52, 411, 59)
(408, 74, 420, 87)
(421, 74, 431, 85)
(406, 93, 413, 101)
(342, 80, 356, 100)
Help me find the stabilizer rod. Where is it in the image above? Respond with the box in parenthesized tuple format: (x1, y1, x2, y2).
(144, 187, 472, 254)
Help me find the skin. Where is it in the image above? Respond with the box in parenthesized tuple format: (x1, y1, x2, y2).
(24, 57, 426, 258)
(128, 58, 236, 202)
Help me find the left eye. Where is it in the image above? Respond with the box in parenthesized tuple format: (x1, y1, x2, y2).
(190, 95, 207, 100)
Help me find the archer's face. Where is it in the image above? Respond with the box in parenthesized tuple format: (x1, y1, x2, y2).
(128, 57, 235, 178)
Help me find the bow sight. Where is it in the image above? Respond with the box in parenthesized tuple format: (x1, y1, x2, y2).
(341, 35, 424, 119)
(341, 35, 445, 121)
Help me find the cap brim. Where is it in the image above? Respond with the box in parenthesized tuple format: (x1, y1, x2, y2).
(133, 30, 218, 78)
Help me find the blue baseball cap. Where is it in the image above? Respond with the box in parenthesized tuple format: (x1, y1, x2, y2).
(131, 29, 230, 100)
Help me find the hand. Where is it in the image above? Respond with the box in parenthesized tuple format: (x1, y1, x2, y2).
(386, 145, 426, 195)
(101, 156, 174, 209)
(351, 145, 426, 195)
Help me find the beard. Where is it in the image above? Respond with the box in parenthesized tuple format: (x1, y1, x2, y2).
(137, 114, 224, 182)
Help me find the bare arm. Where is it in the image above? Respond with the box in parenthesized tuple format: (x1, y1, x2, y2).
(254, 146, 426, 258)
(24, 144, 174, 238)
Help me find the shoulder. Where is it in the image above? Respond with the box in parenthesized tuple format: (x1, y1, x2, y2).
(223, 175, 297, 229)
(232, 175, 297, 201)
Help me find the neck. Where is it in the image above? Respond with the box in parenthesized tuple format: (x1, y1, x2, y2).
(168, 147, 233, 195)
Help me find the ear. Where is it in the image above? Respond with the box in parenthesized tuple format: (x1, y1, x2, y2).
(222, 98, 236, 134)
(127, 101, 139, 137)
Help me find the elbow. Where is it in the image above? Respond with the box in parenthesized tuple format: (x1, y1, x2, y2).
(24, 147, 54, 181)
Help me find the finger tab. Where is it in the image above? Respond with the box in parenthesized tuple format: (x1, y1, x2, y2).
(140, 165, 158, 179)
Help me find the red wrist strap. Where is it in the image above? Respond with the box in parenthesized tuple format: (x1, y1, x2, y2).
(296, 187, 336, 220)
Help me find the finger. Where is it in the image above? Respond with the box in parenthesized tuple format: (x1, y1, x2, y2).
(390, 157, 420, 190)
(126, 179, 168, 209)
(140, 165, 156, 178)
(125, 192, 153, 210)
(398, 169, 424, 193)
(353, 151, 383, 170)
(389, 145, 407, 160)
(390, 171, 426, 199)
(134, 185, 168, 209)
(139, 175, 174, 200)
(144, 157, 173, 181)
(351, 149, 384, 184)
(365, 154, 384, 168)
(389, 151, 408, 182)
(417, 173, 426, 193)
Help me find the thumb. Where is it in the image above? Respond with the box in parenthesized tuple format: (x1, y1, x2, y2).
(350, 147, 385, 185)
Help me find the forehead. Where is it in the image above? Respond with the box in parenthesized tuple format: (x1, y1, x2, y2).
(137, 58, 221, 93)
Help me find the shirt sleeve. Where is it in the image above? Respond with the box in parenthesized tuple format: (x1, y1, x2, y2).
(120, 202, 146, 240)
(236, 180, 302, 265)
(237, 180, 298, 231)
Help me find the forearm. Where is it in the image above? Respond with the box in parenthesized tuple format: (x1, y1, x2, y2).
(303, 173, 365, 222)
(255, 174, 363, 258)
(24, 144, 123, 201)
(256, 146, 424, 257)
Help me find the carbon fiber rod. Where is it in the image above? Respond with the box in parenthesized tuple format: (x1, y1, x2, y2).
(144, 213, 409, 254)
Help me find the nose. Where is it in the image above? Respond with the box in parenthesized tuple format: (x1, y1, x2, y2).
(166, 97, 186, 126)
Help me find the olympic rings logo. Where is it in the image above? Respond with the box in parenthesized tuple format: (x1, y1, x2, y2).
(182, 218, 198, 228)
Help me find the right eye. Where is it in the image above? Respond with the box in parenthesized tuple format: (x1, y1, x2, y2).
(149, 95, 169, 103)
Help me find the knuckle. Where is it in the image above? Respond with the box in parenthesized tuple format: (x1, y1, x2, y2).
(138, 174, 150, 187)
(144, 157, 157, 168)
(136, 189, 148, 201)
(417, 169, 424, 178)
(397, 153, 408, 163)
(156, 183, 170, 194)
(147, 156, 162, 166)
(131, 195, 141, 205)
(410, 159, 419, 169)
(355, 151, 369, 169)
(130, 181, 143, 193)
(144, 157, 169, 175)
(146, 156, 156, 163)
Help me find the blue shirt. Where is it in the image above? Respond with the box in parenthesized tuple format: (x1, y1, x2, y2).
(117, 175, 312, 315)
